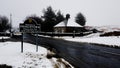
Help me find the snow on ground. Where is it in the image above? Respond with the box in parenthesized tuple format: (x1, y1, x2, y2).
(94, 25, 120, 32)
(0, 37, 10, 39)
(64, 25, 120, 47)
(0, 42, 51, 68)
(65, 36, 120, 47)
(0, 42, 73, 68)
(55, 33, 120, 47)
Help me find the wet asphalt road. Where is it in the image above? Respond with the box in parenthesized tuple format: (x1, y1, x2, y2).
(23, 34, 120, 68)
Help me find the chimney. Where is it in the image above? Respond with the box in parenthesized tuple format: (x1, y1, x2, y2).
(65, 14, 70, 27)
(66, 14, 70, 20)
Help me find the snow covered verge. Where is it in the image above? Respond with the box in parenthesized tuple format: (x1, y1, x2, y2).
(52, 31, 120, 47)
(66, 36, 120, 47)
(64, 35, 120, 47)
(0, 42, 74, 68)
(61, 25, 120, 47)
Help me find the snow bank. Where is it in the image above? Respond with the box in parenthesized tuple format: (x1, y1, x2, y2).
(0, 42, 52, 68)
(65, 36, 120, 47)
(0, 42, 74, 68)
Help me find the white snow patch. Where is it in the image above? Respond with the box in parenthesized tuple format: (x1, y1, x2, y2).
(0, 42, 50, 68)
(93, 25, 120, 32)
(0, 41, 74, 68)
(64, 36, 120, 47)
(0, 37, 10, 39)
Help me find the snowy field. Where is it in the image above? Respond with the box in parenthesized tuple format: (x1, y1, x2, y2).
(65, 36, 120, 47)
(54, 33, 120, 47)
(46, 26, 120, 47)
(0, 41, 73, 68)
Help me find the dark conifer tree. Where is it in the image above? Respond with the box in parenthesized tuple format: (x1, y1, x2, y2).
(0, 16, 10, 32)
(56, 11, 65, 25)
(42, 6, 56, 32)
(75, 12, 86, 26)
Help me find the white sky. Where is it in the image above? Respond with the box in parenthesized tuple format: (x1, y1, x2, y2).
(0, 0, 120, 27)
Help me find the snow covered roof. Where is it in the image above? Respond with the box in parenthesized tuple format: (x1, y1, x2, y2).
(54, 18, 83, 27)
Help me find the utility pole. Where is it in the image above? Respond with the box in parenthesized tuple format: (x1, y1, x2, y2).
(10, 14, 12, 37)
(21, 33, 23, 53)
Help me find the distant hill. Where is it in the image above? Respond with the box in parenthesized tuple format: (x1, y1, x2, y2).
(85, 25, 120, 33)
(85, 25, 120, 36)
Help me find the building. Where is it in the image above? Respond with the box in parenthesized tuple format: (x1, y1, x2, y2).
(54, 16, 84, 33)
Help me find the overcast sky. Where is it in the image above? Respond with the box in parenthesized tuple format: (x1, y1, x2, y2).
(0, 0, 120, 27)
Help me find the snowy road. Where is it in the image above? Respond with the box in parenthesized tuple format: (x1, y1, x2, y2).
(24, 34, 120, 68)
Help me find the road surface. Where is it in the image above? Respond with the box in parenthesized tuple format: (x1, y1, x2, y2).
(23, 34, 120, 68)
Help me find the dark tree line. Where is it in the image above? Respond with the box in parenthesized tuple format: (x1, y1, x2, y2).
(0, 6, 86, 33)
(24, 6, 65, 32)
(24, 6, 86, 32)
(0, 16, 11, 32)
(42, 6, 65, 32)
